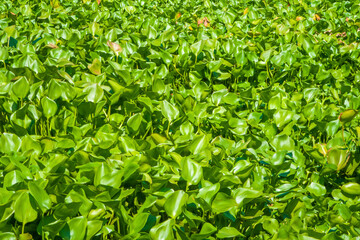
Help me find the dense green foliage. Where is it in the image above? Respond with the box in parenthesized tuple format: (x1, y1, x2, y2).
(1, 0, 360, 239)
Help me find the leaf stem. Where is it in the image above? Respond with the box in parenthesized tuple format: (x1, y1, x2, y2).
(173, 63, 183, 77)
(116, 218, 120, 233)
(35, 120, 38, 135)
(108, 104, 111, 122)
(47, 118, 51, 136)
(22, 221, 25, 234)
(142, 125, 152, 140)
(166, 120, 171, 138)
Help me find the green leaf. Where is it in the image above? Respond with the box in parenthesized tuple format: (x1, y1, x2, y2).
(68, 216, 87, 240)
(48, 79, 63, 100)
(216, 227, 242, 238)
(181, 158, 203, 185)
(339, 109, 358, 123)
(164, 191, 188, 218)
(307, 182, 326, 197)
(262, 217, 279, 235)
(12, 54, 45, 73)
(273, 109, 295, 128)
(29, 181, 52, 212)
(212, 192, 237, 213)
(4, 170, 24, 189)
(150, 219, 174, 240)
(260, 49, 272, 63)
(189, 135, 209, 154)
(191, 222, 217, 239)
(0, 133, 21, 154)
(127, 113, 142, 133)
(190, 40, 204, 57)
(41, 97, 58, 118)
(0, 47, 9, 61)
(341, 182, 360, 195)
(86, 220, 103, 240)
(197, 182, 220, 205)
(326, 120, 340, 137)
(12, 76, 29, 99)
(161, 100, 179, 123)
(14, 192, 38, 223)
(327, 148, 349, 171)
(271, 134, 295, 152)
(94, 163, 122, 188)
(0, 233, 16, 240)
(130, 213, 150, 233)
(84, 84, 104, 103)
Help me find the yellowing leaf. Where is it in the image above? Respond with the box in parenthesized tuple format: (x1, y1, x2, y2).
(50, 0, 60, 8)
(19, 233, 33, 240)
(296, 16, 304, 21)
(313, 14, 320, 21)
(244, 8, 249, 15)
(203, 17, 210, 27)
(46, 43, 58, 49)
(88, 58, 101, 75)
(107, 41, 122, 55)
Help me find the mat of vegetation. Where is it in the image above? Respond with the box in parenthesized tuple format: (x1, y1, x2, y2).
(1, 0, 360, 239)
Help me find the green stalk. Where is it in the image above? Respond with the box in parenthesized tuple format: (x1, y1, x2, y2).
(47, 118, 51, 136)
(40, 118, 44, 136)
(116, 218, 120, 233)
(142, 125, 152, 140)
(22, 221, 25, 234)
(166, 120, 171, 138)
(107, 104, 111, 122)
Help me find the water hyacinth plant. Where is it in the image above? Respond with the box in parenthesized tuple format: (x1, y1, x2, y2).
(0, 0, 360, 239)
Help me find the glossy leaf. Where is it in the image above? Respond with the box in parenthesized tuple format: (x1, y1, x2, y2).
(14, 192, 38, 223)
(164, 190, 188, 218)
(150, 219, 174, 240)
(181, 158, 203, 185)
(216, 227, 242, 238)
(161, 100, 179, 123)
(41, 97, 58, 118)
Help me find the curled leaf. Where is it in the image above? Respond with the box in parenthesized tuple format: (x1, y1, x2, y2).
(46, 43, 59, 49)
(341, 182, 360, 195)
(313, 14, 321, 21)
(339, 109, 358, 123)
(203, 17, 210, 27)
(107, 41, 122, 55)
